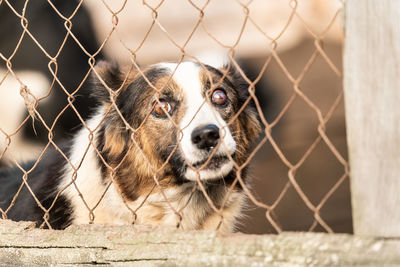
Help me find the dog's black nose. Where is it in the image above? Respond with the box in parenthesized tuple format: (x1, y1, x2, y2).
(191, 124, 220, 150)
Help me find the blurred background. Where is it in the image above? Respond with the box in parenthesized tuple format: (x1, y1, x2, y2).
(0, 0, 351, 234)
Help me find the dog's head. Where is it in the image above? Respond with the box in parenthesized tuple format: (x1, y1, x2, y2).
(92, 60, 261, 200)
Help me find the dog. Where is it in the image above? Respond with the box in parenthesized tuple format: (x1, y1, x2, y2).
(0, 60, 261, 233)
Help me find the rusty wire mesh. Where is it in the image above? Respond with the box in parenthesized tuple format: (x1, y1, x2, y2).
(0, 0, 349, 234)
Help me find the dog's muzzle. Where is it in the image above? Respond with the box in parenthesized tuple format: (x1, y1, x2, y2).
(182, 123, 234, 181)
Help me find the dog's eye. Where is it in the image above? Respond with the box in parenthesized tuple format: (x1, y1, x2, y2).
(211, 89, 228, 106)
(153, 100, 172, 116)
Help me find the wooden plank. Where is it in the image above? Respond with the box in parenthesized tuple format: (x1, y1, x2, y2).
(1, 220, 400, 266)
(344, 0, 400, 236)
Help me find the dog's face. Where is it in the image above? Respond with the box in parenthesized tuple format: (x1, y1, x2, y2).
(93, 61, 260, 200)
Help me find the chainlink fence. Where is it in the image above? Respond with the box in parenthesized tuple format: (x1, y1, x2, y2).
(0, 0, 349, 234)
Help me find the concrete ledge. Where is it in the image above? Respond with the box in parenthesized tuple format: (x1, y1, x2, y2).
(0, 220, 399, 266)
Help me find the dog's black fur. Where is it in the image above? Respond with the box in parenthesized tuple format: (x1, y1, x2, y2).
(0, 144, 72, 229)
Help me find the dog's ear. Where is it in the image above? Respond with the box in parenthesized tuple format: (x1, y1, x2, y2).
(91, 61, 125, 103)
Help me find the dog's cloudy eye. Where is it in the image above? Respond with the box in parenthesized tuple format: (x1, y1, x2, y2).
(211, 89, 228, 106)
(153, 100, 171, 116)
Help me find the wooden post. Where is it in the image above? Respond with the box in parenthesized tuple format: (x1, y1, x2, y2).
(344, 0, 400, 237)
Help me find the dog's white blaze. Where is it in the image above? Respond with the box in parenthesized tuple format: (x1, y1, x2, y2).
(159, 62, 236, 181)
